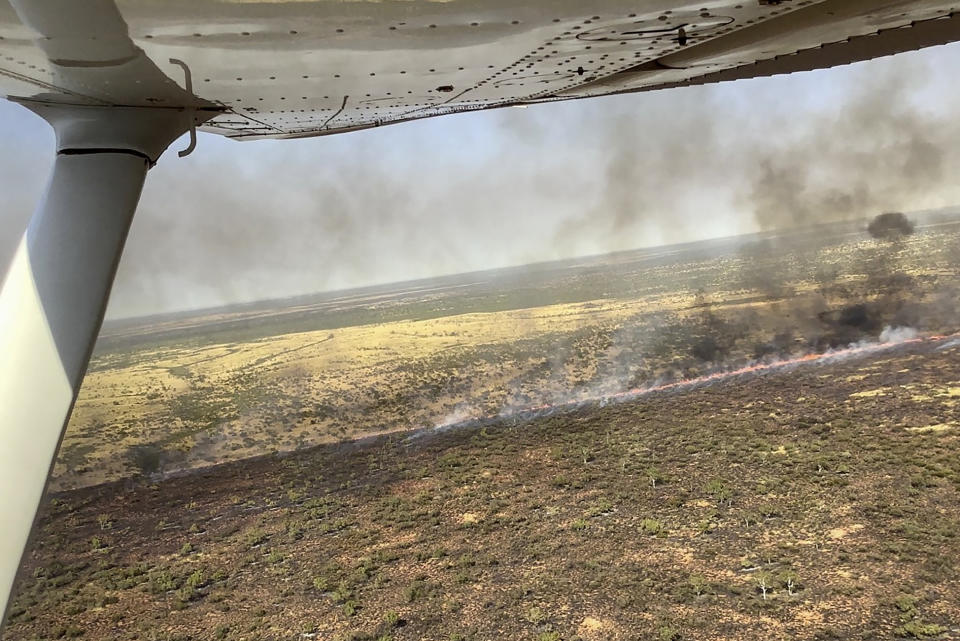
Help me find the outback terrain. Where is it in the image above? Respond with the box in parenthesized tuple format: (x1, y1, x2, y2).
(3, 211, 959, 640)
(4, 338, 960, 641)
(53, 213, 960, 490)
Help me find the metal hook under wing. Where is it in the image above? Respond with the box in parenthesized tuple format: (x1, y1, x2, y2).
(169, 58, 198, 157)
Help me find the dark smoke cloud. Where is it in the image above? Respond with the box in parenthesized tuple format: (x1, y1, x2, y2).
(1, 44, 960, 318)
(867, 212, 915, 240)
(544, 53, 960, 244)
(743, 68, 949, 231)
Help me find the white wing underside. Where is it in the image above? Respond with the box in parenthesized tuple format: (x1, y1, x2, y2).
(0, 0, 958, 141)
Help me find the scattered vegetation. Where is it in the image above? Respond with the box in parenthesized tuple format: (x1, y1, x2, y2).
(6, 338, 960, 640)
(6, 219, 959, 639)
(52, 219, 960, 491)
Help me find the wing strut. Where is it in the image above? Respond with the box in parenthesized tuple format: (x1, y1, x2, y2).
(0, 102, 201, 623)
(0, 0, 221, 622)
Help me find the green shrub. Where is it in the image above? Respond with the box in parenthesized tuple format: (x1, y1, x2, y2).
(266, 549, 284, 564)
(896, 621, 946, 638)
(754, 571, 774, 600)
(384, 611, 401, 627)
(689, 574, 710, 597)
(640, 518, 664, 535)
(177, 584, 198, 603)
(186, 570, 204, 589)
(646, 467, 666, 488)
(779, 570, 800, 595)
(405, 580, 428, 603)
(704, 479, 732, 504)
(332, 581, 353, 604)
(657, 625, 679, 641)
(244, 529, 268, 548)
(525, 606, 546, 624)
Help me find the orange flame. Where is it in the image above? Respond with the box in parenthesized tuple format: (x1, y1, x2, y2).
(427, 332, 960, 434)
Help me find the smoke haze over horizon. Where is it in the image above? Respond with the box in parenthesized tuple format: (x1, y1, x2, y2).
(3, 43, 960, 319)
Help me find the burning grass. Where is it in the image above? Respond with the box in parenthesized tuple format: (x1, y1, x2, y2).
(54, 219, 960, 490)
(417, 331, 960, 438)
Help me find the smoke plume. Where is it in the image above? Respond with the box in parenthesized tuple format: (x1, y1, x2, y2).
(867, 212, 916, 240)
(1, 45, 960, 318)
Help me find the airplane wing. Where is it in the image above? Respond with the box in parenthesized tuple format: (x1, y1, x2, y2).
(0, 1, 957, 140)
(1, 0, 958, 627)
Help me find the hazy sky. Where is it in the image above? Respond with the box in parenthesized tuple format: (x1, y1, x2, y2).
(3, 42, 960, 319)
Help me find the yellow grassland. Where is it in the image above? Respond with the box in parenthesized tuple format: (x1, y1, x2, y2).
(59, 297, 672, 489)
(53, 227, 960, 490)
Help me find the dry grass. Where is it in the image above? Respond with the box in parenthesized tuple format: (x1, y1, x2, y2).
(6, 340, 960, 641)
(56, 224, 960, 490)
(6, 220, 960, 640)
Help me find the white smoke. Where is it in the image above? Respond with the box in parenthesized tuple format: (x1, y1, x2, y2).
(419, 331, 951, 441)
(937, 336, 960, 351)
(879, 325, 919, 343)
